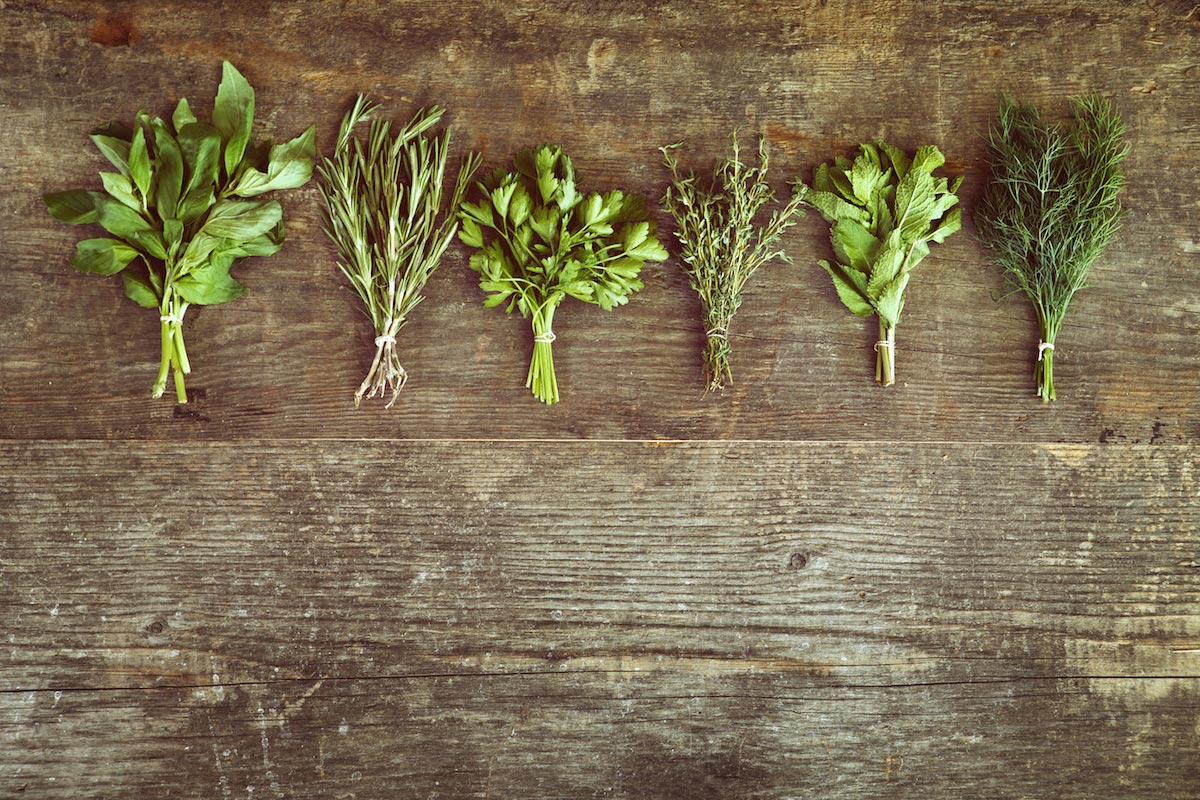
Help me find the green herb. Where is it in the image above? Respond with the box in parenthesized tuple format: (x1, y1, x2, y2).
(660, 134, 805, 392)
(458, 145, 668, 404)
(317, 96, 480, 407)
(975, 94, 1127, 402)
(44, 62, 315, 403)
(795, 142, 961, 386)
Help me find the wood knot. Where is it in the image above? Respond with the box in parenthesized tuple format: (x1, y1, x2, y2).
(90, 15, 136, 47)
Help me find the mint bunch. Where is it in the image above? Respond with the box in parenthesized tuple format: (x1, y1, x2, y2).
(796, 143, 961, 386)
(459, 145, 668, 404)
(44, 62, 315, 403)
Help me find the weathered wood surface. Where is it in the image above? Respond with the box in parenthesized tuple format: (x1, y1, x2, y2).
(3, 2, 1200, 799)
(2, 441, 1198, 798)
(1, 0, 1198, 441)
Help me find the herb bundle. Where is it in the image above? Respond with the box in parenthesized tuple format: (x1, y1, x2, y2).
(796, 142, 961, 386)
(317, 96, 480, 407)
(458, 146, 668, 404)
(44, 62, 315, 402)
(975, 94, 1127, 402)
(660, 134, 805, 392)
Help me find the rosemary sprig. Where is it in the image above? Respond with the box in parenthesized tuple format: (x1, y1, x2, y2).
(317, 96, 480, 407)
(975, 94, 1128, 402)
(660, 134, 804, 392)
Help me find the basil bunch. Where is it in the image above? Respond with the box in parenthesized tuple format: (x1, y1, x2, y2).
(44, 62, 315, 402)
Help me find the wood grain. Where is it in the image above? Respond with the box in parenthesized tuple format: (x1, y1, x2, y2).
(2, 440, 1198, 797)
(1, 0, 1197, 442)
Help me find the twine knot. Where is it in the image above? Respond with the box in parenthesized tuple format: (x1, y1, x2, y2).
(705, 327, 728, 340)
(533, 330, 557, 344)
(375, 334, 397, 347)
(1037, 341, 1055, 361)
(874, 340, 893, 351)
(160, 314, 181, 325)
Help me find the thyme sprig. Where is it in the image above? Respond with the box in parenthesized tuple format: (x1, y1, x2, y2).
(317, 96, 480, 407)
(660, 134, 804, 392)
(975, 94, 1128, 402)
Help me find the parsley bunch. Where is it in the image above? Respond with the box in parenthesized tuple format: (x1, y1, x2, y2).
(975, 94, 1127, 402)
(660, 134, 804, 392)
(459, 146, 668, 404)
(795, 142, 961, 386)
(44, 62, 315, 403)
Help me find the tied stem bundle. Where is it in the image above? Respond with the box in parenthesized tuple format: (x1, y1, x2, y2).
(796, 142, 962, 386)
(318, 96, 480, 407)
(660, 134, 804, 392)
(975, 94, 1128, 402)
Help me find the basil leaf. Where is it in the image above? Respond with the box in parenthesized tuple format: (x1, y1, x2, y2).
(129, 122, 152, 202)
(172, 97, 196, 131)
(71, 237, 140, 275)
(122, 260, 162, 308)
(175, 255, 247, 305)
(212, 61, 255, 178)
(89, 134, 132, 176)
(153, 121, 184, 220)
(201, 199, 282, 242)
(232, 125, 316, 196)
(99, 172, 141, 211)
(45, 190, 105, 224)
(97, 200, 167, 260)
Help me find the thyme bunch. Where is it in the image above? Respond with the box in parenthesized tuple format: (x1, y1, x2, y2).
(318, 96, 480, 407)
(660, 134, 804, 392)
(975, 94, 1128, 402)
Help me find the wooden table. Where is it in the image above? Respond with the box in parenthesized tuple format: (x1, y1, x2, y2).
(3, 2, 1198, 797)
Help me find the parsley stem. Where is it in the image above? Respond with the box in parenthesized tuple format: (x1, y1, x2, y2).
(527, 299, 560, 405)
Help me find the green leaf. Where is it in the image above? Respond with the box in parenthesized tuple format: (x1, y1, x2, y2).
(178, 122, 222, 195)
(804, 189, 869, 226)
(850, 152, 883, 204)
(122, 261, 161, 308)
(172, 97, 196, 131)
(45, 190, 104, 224)
(831, 218, 880, 273)
(97, 199, 167, 260)
(866, 234, 907, 298)
(626, 238, 669, 262)
(212, 61, 255, 177)
(70, 238, 140, 275)
(89, 134, 132, 176)
(202, 199, 282, 242)
(459, 217, 483, 248)
(99, 172, 141, 211)
(232, 126, 316, 196)
(929, 208, 961, 244)
(129, 123, 152, 201)
(892, 168, 937, 240)
(873, 273, 910, 326)
(819, 259, 874, 318)
(175, 255, 247, 305)
(153, 121, 184, 219)
(878, 141, 911, 181)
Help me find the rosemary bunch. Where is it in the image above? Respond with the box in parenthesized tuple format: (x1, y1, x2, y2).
(318, 96, 480, 407)
(660, 134, 804, 392)
(975, 94, 1128, 402)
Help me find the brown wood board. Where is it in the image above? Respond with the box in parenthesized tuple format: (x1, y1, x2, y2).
(2, 440, 1199, 797)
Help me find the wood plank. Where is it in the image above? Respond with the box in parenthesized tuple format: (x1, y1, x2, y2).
(2, 440, 1197, 797)
(1, 1, 1197, 441)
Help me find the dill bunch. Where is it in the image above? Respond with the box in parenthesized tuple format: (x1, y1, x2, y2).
(660, 134, 804, 392)
(976, 94, 1128, 402)
(318, 96, 480, 407)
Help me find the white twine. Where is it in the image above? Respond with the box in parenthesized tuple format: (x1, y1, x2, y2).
(1038, 341, 1055, 361)
(160, 314, 181, 325)
(375, 334, 397, 347)
(874, 340, 893, 351)
(533, 331, 557, 344)
(705, 328, 728, 340)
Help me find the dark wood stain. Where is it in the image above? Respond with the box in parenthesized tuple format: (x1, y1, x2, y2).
(1, 0, 1198, 797)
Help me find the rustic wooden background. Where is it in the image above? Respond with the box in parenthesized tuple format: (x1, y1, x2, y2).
(2, 1, 1198, 798)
